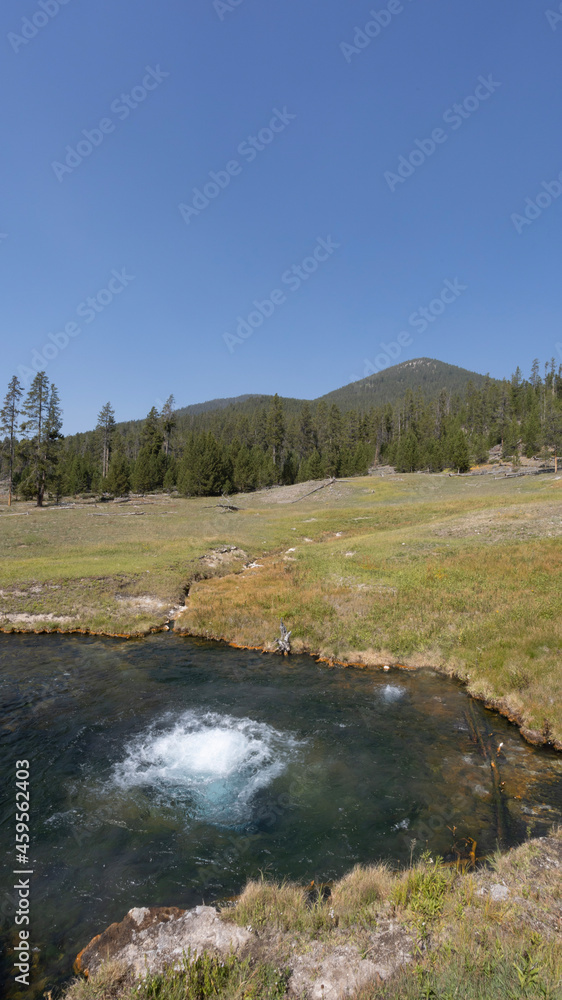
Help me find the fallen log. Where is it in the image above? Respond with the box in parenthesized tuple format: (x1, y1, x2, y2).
(203, 503, 242, 512)
(290, 478, 335, 503)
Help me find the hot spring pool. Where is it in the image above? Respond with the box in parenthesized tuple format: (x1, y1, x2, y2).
(1, 631, 561, 997)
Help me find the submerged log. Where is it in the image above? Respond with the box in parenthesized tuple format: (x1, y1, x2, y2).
(276, 619, 291, 655)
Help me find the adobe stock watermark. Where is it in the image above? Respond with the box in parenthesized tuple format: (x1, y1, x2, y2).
(349, 277, 467, 380)
(51, 66, 169, 182)
(340, 0, 415, 63)
(384, 75, 501, 192)
(7, 0, 73, 55)
(223, 236, 340, 353)
(179, 107, 296, 226)
(18, 268, 135, 384)
(213, 0, 245, 20)
(510, 170, 562, 233)
(545, 4, 562, 29)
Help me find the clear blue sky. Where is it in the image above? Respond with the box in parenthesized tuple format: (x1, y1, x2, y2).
(1, 0, 561, 432)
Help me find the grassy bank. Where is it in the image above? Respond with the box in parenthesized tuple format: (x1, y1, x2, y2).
(1, 473, 561, 743)
(62, 831, 562, 1000)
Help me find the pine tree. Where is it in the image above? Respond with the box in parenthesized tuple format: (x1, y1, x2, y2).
(233, 445, 255, 492)
(530, 358, 541, 389)
(502, 418, 520, 461)
(266, 394, 285, 471)
(449, 429, 470, 473)
(306, 450, 325, 480)
(106, 444, 131, 496)
(96, 402, 116, 479)
(65, 454, 92, 496)
(20, 372, 51, 506)
(46, 384, 63, 461)
(163, 458, 177, 492)
(395, 430, 420, 472)
(325, 405, 342, 476)
(131, 407, 165, 493)
(544, 395, 562, 472)
(521, 405, 542, 457)
(179, 432, 227, 496)
(298, 403, 315, 458)
(161, 395, 176, 456)
(0, 376, 23, 506)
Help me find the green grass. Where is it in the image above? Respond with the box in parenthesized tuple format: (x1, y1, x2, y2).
(224, 834, 562, 1000)
(1, 473, 561, 741)
(61, 832, 562, 1000)
(61, 953, 289, 1000)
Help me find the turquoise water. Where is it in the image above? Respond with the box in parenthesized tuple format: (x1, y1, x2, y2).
(1, 632, 561, 997)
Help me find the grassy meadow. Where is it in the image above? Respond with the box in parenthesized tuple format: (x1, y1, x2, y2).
(1, 472, 561, 743)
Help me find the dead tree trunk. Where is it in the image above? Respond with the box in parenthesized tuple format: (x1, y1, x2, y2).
(275, 620, 291, 655)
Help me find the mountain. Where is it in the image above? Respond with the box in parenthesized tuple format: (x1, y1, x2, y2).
(174, 359, 494, 422)
(316, 358, 492, 412)
(174, 394, 255, 419)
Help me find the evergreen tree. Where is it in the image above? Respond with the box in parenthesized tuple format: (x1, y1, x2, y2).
(106, 443, 131, 496)
(233, 445, 255, 492)
(325, 405, 342, 476)
(266, 394, 285, 471)
(163, 458, 177, 492)
(96, 402, 116, 479)
(20, 372, 53, 506)
(45, 384, 63, 467)
(395, 430, 420, 472)
(64, 454, 92, 496)
(306, 450, 325, 480)
(0, 375, 23, 506)
(471, 433, 489, 466)
(544, 395, 562, 472)
(502, 418, 520, 461)
(521, 405, 542, 457)
(281, 449, 299, 485)
(131, 407, 166, 493)
(449, 429, 470, 473)
(298, 402, 315, 458)
(530, 358, 541, 389)
(161, 395, 176, 456)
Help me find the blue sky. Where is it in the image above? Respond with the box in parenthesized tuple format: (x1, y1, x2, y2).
(1, 0, 561, 432)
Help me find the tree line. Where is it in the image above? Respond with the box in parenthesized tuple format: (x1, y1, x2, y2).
(1, 359, 561, 504)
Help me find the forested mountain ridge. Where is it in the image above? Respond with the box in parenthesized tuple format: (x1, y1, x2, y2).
(74, 359, 488, 459)
(174, 359, 493, 422)
(1, 358, 561, 504)
(318, 358, 492, 411)
(174, 394, 256, 419)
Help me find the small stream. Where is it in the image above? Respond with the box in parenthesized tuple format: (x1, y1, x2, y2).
(1, 632, 561, 997)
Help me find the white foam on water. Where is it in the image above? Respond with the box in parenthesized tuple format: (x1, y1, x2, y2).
(380, 684, 406, 703)
(111, 711, 301, 826)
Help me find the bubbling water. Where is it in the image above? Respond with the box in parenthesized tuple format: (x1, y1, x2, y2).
(380, 684, 406, 703)
(111, 711, 301, 826)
